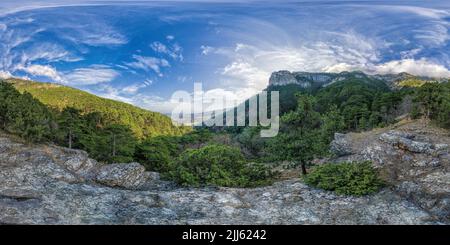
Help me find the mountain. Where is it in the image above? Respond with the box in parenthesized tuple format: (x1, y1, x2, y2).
(5, 78, 190, 139)
(268, 70, 448, 90)
(267, 71, 391, 114)
(211, 70, 394, 128)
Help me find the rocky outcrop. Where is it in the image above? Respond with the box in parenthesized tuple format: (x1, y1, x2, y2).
(269, 70, 300, 86)
(330, 133, 354, 156)
(329, 120, 450, 223)
(268, 71, 371, 88)
(95, 163, 149, 189)
(268, 71, 445, 89)
(379, 130, 448, 155)
(0, 121, 448, 224)
(269, 71, 337, 88)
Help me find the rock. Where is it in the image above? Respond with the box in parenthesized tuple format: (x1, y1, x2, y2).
(268, 71, 373, 88)
(330, 133, 353, 156)
(0, 124, 448, 224)
(379, 130, 447, 154)
(60, 149, 98, 179)
(328, 121, 450, 223)
(269, 70, 300, 86)
(95, 163, 148, 189)
(269, 71, 334, 88)
(146, 171, 160, 181)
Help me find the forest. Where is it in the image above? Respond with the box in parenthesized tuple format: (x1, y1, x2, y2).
(1, 78, 449, 192)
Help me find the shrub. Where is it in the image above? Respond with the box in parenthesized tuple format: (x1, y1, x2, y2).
(135, 136, 180, 172)
(303, 161, 384, 196)
(168, 144, 273, 187)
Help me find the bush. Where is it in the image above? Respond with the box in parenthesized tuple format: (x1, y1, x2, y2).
(168, 144, 273, 187)
(135, 136, 180, 172)
(303, 161, 384, 196)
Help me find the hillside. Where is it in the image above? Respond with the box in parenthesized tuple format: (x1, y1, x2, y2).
(217, 71, 399, 129)
(6, 78, 190, 138)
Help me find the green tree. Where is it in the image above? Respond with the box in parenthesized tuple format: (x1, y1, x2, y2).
(103, 124, 137, 163)
(269, 94, 324, 175)
(414, 83, 440, 119)
(0, 82, 54, 142)
(135, 136, 180, 172)
(321, 104, 345, 142)
(57, 107, 83, 149)
(169, 144, 273, 187)
(304, 161, 384, 196)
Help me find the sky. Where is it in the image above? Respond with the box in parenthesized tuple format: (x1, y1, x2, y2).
(0, 0, 449, 114)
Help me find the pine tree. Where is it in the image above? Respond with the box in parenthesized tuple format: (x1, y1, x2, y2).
(57, 107, 83, 149)
(270, 94, 323, 175)
(103, 124, 137, 163)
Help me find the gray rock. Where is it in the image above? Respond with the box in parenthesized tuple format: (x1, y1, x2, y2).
(330, 133, 353, 156)
(329, 124, 450, 223)
(269, 70, 301, 86)
(0, 129, 448, 224)
(379, 130, 447, 154)
(95, 163, 148, 189)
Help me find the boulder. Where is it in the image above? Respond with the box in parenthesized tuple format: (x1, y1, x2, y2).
(95, 162, 148, 189)
(380, 130, 448, 154)
(330, 133, 353, 156)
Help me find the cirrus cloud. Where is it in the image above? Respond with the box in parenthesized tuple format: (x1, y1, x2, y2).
(64, 65, 119, 85)
(125, 55, 170, 77)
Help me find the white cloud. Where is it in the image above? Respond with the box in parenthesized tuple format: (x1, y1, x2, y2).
(0, 23, 6, 31)
(372, 59, 450, 78)
(177, 76, 191, 83)
(144, 79, 153, 86)
(122, 79, 152, 95)
(210, 26, 450, 110)
(166, 35, 174, 41)
(372, 5, 450, 47)
(378, 5, 449, 20)
(150, 41, 183, 61)
(20, 43, 82, 63)
(64, 65, 119, 85)
(215, 31, 380, 94)
(125, 55, 170, 76)
(0, 17, 81, 80)
(150, 41, 169, 53)
(200, 45, 214, 55)
(16, 64, 63, 82)
(0, 70, 12, 79)
(58, 20, 128, 47)
(413, 23, 449, 46)
(82, 33, 127, 46)
(122, 84, 142, 94)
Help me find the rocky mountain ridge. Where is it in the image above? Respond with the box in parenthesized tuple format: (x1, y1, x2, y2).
(268, 70, 449, 89)
(0, 119, 448, 224)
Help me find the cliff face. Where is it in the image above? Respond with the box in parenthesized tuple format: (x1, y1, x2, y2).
(0, 120, 448, 225)
(268, 70, 447, 89)
(268, 70, 338, 88)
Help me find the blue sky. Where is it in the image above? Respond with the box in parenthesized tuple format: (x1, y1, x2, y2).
(0, 0, 449, 113)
